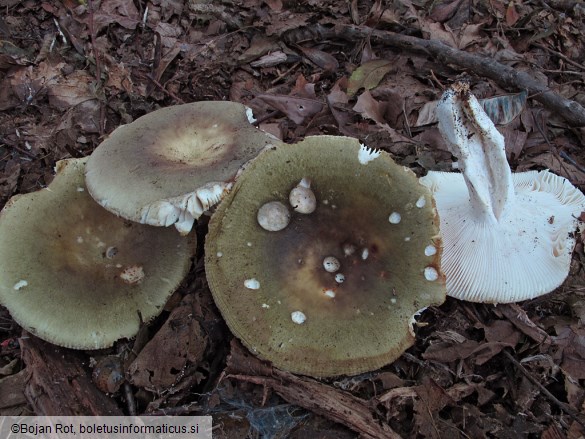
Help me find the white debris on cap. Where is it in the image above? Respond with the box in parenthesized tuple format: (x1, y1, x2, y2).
(244, 278, 260, 289)
(424, 267, 439, 281)
(415, 196, 426, 208)
(388, 212, 401, 224)
(119, 265, 145, 285)
(291, 311, 306, 324)
(13, 280, 28, 291)
(358, 144, 381, 165)
(257, 201, 291, 232)
(424, 245, 437, 256)
(323, 256, 341, 272)
(420, 83, 585, 303)
(289, 178, 317, 214)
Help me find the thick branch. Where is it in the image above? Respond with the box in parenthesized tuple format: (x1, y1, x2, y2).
(225, 341, 401, 439)
(335, 24, 585, 127)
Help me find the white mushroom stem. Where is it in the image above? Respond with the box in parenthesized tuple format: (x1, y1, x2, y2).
(422, 83, 585, 303)
(437, 84, 514, 223)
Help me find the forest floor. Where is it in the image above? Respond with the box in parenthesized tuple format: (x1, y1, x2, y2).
(2, 0, 585, 438)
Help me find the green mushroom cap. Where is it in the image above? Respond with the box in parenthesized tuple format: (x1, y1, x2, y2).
(205, 135, 446, 377)
(0, 158, 195, 349)
(85, 101, 280, 234)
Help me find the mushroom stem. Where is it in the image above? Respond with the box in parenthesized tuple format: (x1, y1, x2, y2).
(437, 83, 514, 223)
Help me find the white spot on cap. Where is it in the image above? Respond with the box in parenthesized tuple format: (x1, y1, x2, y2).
(76, 236, 84, 243)
(389, 212, 401, 224)
(324, 289, 336, 298)
(247, 242, 252, 247)
(358, 144, 381, 165)
(77, 187, 85, 192)
(257, 201, 291, 232)
(424, 267, 439, 281)
(244, 278, 260, 289)
(390, 298, 397, 304)
(415, 196, 426, 208)
(323, 256, 341, 272)
(262, 303, 270, 309)
(424, 245, 437, 256)
(13, 280, 28, 291)
(343, 243, 356, 256)
(361, 248, 369, 260)
(404, 237, 411, 242)
(335, 273, 345, 283)
(291, 311, 306, 324)
(105, 246, 118, 259)
(217, 251, 223, 258)
(120, 265, 145, 285)
(289, 179, 317, 214)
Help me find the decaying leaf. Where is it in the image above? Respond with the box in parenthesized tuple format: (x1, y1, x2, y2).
(481, 90, 527, 125)
(256, 94, 324, 124)
(414, 91, 527, 127)
(128, 295, 207, 392)
(347, 59, 394, 96)
(295, 45, 339, 72)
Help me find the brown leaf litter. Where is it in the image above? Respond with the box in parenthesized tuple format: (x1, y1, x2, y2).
(1, 0, 585, 437)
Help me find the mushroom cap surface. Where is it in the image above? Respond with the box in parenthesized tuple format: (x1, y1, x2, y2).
(205, 135, 445, 377)
(421, 169, 585, 303)
(0, 158, 195, 349)
(85, 101, 279, 234)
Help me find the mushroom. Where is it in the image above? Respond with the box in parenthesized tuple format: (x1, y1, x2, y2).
(420, 82, 585, 303)
(205, 135, 445, 377)
(85, 101, 280, 235)
(0, 158, 195, 349)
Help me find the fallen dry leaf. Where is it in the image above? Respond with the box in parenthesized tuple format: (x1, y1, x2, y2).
(256, 94, 324, 124)
(430, 0, 464, 23)
(347, 59, 393, 97)
(295, 45, 339, 72)
(128, 295, 208, 392)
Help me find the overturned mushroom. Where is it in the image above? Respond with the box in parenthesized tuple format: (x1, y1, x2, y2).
(85, 101, 279, 234)
(420, 83, 585, 303)
(205, 136, 445, 377)
(0, 158, 195, 349)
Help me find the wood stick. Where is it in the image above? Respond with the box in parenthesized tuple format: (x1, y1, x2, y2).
(333, 24, 585, 127)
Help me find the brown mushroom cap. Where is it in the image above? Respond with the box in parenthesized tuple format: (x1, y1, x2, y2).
(205, 135, 445, 377)
(85, 101, 279, 234)
(0, 158, 195, 349)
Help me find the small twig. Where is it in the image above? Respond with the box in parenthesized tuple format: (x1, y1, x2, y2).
(559, 150, 585, 174)
(271, 61, 301, 85)
(6, 142, 37, 159)
(87, 0, 105, 137)
(502, 350, 585, 429)
(333, 24, 585, 127)
(123, 382, 136, 415)
(532, 42, 585, 72)
(253, 110, 280, 125)
(531, 109, 573, 178)
(144, 74, 185, 104)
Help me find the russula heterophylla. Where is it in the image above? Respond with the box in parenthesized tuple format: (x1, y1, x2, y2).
(205, 135, 446, 377)
(420, 82, 585, 303)
(85, 101, 280, 235)
(0, 158, 195, 349)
